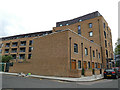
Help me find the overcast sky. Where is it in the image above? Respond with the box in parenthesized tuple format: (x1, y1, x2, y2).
(0, 0, 119, 49)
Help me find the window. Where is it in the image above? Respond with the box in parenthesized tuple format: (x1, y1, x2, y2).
(20, 47, 26, 52)
(29, 47, 33, 52)
(12, 54, 16, 59)
(90, 40, 94, 42)
(74, 43, 78, 53)
(89, 23, 92, 28)
(19, 54, 25, 59)
(106, 50, 108, 58)
(79, 19, 82, 22)
(104, 23, 105, 28)
(107, 26, 108, 30)
(6, 43, 10, 47)
(88, 62, 90, 69)
(78, 25, 81, 35)
(28, 54, 32, 59)
(99, 53, 100, 59)
(60, 24, 62, 26)
(5, 49, 9, 53)
(66, 23, 69, 26)
(105, 40, 107, 47)
(104, 31, 106, 38)
(29, 40, 33, 45)
(78, 60, 81, 69)
(20, 41, 26, 46)
(95, 63, 97, 68)
(85, 48, 88, 56)
(89, 31, 93, 37)
(11, 48, 17, 53)
(12, 42, 18, 47)
(93, 50, 95, 57)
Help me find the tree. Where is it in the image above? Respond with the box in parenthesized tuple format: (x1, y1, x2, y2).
(114, 38, 120, 55)
(1, 55, 13, 63)
(114, 38, 120, 67)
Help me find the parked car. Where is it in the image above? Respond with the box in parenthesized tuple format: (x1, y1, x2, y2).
(104, 68, 120, 79)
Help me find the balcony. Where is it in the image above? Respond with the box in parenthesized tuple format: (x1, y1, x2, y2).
(5, 49, 9, 53)
(5, 43, 10, 47)
(20, 48, 26, 52)
(20, 41, 26, 46)
(12, 42, 18, 47)
(11, 48, 17, 53)
(19, 54, 25, 59)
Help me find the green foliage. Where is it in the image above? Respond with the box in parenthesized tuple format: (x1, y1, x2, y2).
(1, 55, 13, 63)
(114, 38, 120, 55)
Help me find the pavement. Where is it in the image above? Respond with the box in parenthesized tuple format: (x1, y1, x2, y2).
(0, 72, 103, 82)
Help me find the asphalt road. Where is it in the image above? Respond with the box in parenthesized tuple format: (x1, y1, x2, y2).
(2, 74, 119, 88)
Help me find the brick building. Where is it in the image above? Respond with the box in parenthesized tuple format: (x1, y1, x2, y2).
(0, 11, 114, 77)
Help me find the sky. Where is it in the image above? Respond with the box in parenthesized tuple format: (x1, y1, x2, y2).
(0, 0, 119, 49)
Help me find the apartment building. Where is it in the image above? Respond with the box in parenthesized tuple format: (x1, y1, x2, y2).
(0, 11, 114, 77)
(53, 11, 113, 69)
(0, 31, 52, 62)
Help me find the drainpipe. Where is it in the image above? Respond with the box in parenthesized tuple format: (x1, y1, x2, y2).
(90, 46, 92, 69)
(98, 19, 103, 69)
(69, 37, 71, 70)
(81, 43, 83, 69)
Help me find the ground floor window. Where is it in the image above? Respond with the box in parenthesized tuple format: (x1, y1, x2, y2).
(95, 63, 97, 68)
(88, 62, 90, 69)
(78, 60, 81, 69)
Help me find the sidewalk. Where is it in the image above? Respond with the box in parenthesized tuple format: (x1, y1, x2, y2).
(0, 72, 103, 82)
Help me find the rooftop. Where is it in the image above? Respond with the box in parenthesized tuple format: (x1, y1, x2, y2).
(56, 11, 101, 27)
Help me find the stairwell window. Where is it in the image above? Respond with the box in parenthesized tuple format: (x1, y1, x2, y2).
(89, 31, 93, 37)
(78, 25, 81, 35)
(93, 50, 95, 57)
(89, 23, 92, 28)
(74, 43, 78, 53)
(85, 48, 88, 56)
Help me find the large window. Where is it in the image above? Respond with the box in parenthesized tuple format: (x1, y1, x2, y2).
(89, 31, 93, 37)
(74, 43, 78, 53)
(89, 23, 92, 28)
(85, 48, 88, 56)
(78, 25, 81, 35)
(78, 60, 81, 69)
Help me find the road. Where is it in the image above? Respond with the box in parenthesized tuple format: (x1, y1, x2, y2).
(2, 74, 119, 88)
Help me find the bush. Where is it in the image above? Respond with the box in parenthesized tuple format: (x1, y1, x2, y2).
(1, 55, 13, 63)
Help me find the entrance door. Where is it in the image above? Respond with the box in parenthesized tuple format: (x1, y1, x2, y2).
(71, 60, 76, 69)
(92, 62, 95, 69)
